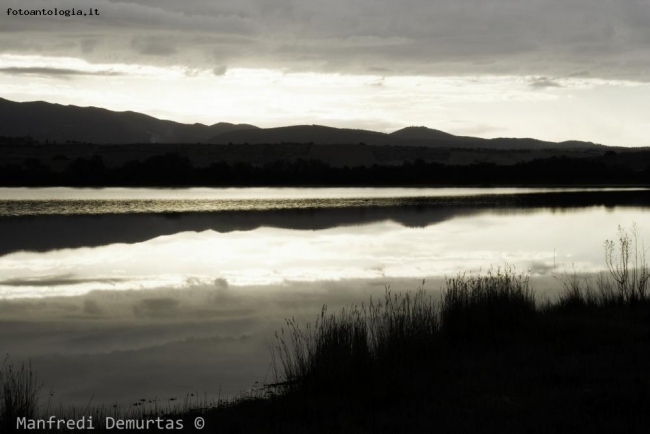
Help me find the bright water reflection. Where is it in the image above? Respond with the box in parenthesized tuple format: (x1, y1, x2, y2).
(1, 187, 649, 407)
(1, 186, 646, 216)
(1, 192, 649, 299)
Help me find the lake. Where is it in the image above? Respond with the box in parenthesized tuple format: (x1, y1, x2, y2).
(1, 187, 649, 406)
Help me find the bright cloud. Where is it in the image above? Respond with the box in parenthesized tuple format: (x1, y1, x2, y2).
(2, 1, 650, 146)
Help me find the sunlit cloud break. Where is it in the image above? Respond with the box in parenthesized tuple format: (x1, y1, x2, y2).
(3, 54, 650, 147)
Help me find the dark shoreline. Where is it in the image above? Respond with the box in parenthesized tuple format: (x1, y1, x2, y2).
(1, 134, 649, 188)
(1, 152, 649, 187)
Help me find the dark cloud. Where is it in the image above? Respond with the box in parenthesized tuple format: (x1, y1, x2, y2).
(0, 67, 123, 78)
(214, 278, 229, 290)
(2, 0, 649, 80)
(566, 71, 591, 78)
(529, 77, 563, 89)
(80, 39, 99, 54)
(0, 274, 128, 287)
(212, 65, 228, 76)
(131, 36, 178, 56)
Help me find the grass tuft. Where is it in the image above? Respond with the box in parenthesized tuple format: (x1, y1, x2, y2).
(272, 285, 439, 392)
(272, 269, 537, 393)
(0, 357, 42, 431)
(441, 266, 536, 344)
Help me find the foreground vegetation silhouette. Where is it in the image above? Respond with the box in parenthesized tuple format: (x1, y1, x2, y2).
(2, 226, 650, 433)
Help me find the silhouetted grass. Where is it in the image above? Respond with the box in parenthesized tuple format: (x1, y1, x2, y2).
(0, 358, 41, 432)
(441, 267, 536, 345)
(270, 268, 538, 399)
(272, 286, 439, 393)
(241, 266, 649, 433)
(553, 225, 649, 311)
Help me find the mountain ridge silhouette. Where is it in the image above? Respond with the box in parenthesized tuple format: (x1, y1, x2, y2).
(0, 97, 602, 150)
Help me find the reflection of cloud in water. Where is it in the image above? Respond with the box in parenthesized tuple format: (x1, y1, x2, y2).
(0, 278, 446, 407)
(1, 207, 650, 299)
(133, 297, 181, 318)
(0, 274, 129, 287)
(1, 188, 648, 256)
(0, 273, 618, 408)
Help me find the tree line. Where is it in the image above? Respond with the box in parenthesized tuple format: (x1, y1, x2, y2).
(0, 152, 648, 187)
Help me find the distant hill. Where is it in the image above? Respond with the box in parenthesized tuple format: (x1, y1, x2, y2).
(210, 125, 391, 145)
(210, 125, 471, 146)
(389, 126, 465, 141)
(0, 97, 257, 144)
(0, 97, 603, 150)
(211, 126, 600, 150)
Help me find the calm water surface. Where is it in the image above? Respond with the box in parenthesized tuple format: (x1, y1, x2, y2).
(1, 186, 649, 406)
(1, 187, 649, 298)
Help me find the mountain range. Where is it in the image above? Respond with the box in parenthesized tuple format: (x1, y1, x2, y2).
(0, 97, 602, 150)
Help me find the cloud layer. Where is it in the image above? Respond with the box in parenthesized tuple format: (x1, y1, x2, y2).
(2, 0, 650, 80)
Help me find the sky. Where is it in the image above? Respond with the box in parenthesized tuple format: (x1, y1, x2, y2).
(2, 1, 650, 145)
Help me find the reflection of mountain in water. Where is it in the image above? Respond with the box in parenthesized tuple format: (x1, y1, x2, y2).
(1, 190, 648, 256)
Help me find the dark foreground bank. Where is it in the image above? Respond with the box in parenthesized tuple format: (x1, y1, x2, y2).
(197, 270, 650, 434)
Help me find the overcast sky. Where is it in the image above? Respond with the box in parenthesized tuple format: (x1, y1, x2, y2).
(2, 0, 650, 146)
